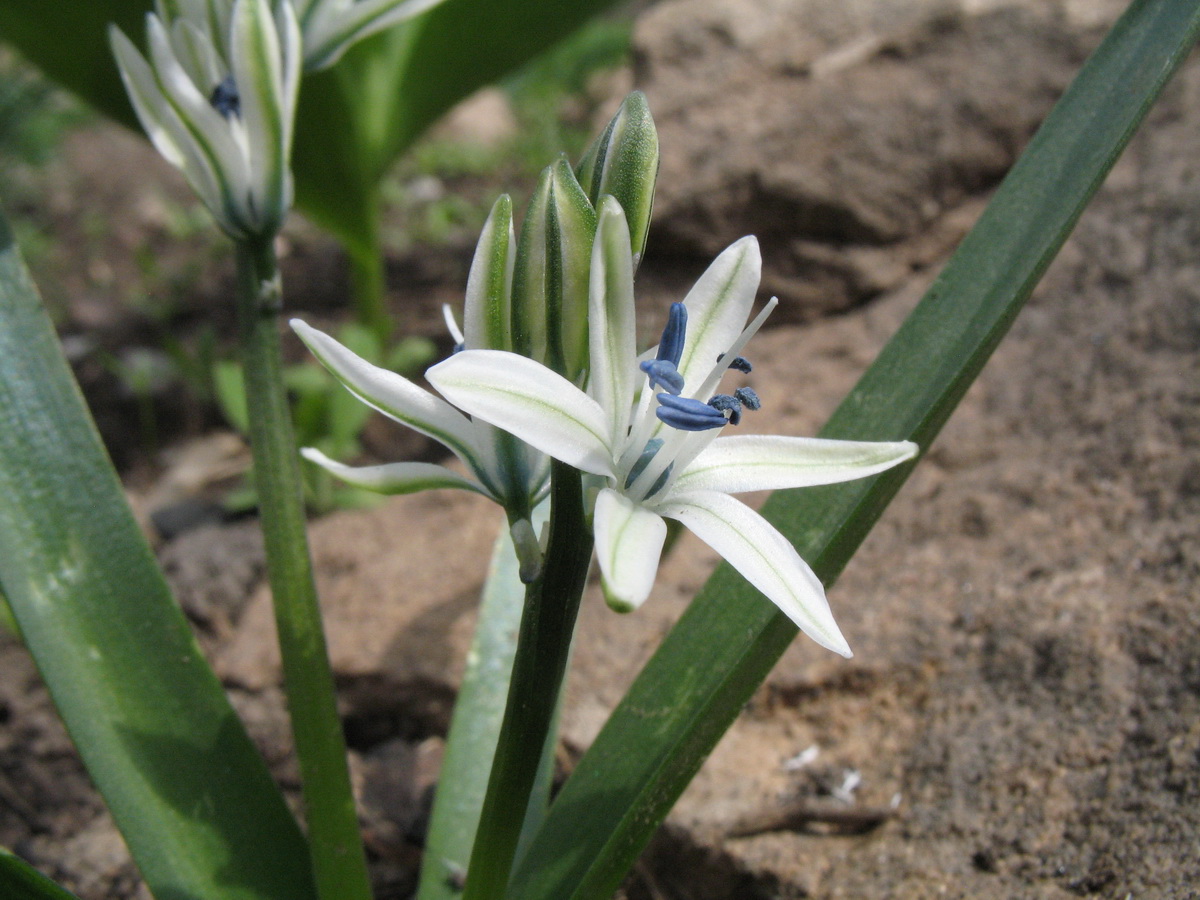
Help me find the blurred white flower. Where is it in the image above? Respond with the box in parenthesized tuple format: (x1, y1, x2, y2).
(291, 0, 448, 70)
(110, 0, 301, 238)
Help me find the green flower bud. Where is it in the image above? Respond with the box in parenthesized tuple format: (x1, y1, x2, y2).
(464, 194, 516, 352)
(576, 91, 659, 268)
(511, 158, 597, 380)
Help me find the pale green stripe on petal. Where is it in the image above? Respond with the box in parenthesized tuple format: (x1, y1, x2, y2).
(109, 26, 229, 230)
(231, 0, 288, 231)
(427, 350, 615, 478)
(657, 490, 851, 658)
(674, 435, 918, 495)
(593, 488, 667, 613)
(587, 198, 637, 449)
(675, 236, 761, 392)
(301, 448, 490, 498)
(290, 319, 480, 465)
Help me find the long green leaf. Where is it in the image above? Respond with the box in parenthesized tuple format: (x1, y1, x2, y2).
(0, 0, 141, 128)
(0, 210, 316, 900)
(509, 2, 1200, 896)
(0, 850, 84, 900)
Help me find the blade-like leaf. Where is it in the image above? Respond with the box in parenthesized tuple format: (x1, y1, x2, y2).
(0, 0, 143, 129)
(0, 210, 316, 900)
(0, 850, 83, 900)
(509, 1, 1200, 896)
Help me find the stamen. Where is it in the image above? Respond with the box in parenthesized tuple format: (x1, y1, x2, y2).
(707, 393, 742, 426)
(655, 394, 728, 431)
(656, 302, 688, 366)
(692, 297, 778, 403)
(716, 354, 753, 373)
(639, 359, 684, 394)
(735, 386, 761, 410)
(623, 438, 672, 497)
(210, 75, 240, 119)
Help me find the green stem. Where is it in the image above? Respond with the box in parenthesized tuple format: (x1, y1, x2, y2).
(462, 462, 593, 899)
(235, 239, 373, 900)
(348, 212, 391, 342)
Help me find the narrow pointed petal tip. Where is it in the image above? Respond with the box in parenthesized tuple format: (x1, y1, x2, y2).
(659, 491, 852, 658)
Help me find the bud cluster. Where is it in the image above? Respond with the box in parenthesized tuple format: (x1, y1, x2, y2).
(474, 92, 661, 383)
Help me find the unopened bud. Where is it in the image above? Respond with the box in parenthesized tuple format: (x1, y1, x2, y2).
(463, 194, 515, 352)
(511, 158, 596, 379)
(576, 91, 659, 267)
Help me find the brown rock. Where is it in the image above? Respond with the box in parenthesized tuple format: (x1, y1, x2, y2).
(635, 0, 1119, 318)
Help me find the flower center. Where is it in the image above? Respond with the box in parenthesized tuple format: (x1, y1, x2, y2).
(210, 75, 241, 119)
(620, 297, 778, 501)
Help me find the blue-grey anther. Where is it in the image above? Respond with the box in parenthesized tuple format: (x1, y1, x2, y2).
(640, 359, 684, 394)
(716, 353, 753, 374)
(639, 301, 689, 393)
(656, 393, 728, 431)
(624, 438, 672, 497)
(707, 393, 742, 426)
(657, 302, 687, 366)
(734, 386, 761, 410)
(210, 75, 240, 119)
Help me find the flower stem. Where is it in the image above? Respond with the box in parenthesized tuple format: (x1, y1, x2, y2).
(462, 461, 594, 899)
(234, 238, 372, 900)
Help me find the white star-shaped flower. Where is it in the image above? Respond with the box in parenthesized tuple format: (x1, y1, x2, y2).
(290, 197, 548, 577)
(428, 198, 917, 657)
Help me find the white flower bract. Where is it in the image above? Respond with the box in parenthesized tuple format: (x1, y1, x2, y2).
(428, 198, 919, 658)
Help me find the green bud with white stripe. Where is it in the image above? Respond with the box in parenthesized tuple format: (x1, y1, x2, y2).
(575, 91, 659, 268)
(510, 157, 597, 380)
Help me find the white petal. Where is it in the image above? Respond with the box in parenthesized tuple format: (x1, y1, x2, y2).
(303, 0, 446, 70)
(593, 488, 667, 612)
(230, 0, 289, 231)
(146, 13, 250, 212)
(675, 236, 761, 390)
(302, 448, 489, 497)
(427, 350, 616, 478)
(656, 491, 851, 657)
(674, 436, 918, 494)
(110, 25, 229, 230)
(588, 198, 638, 449)
(290, 319, 479, 465)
